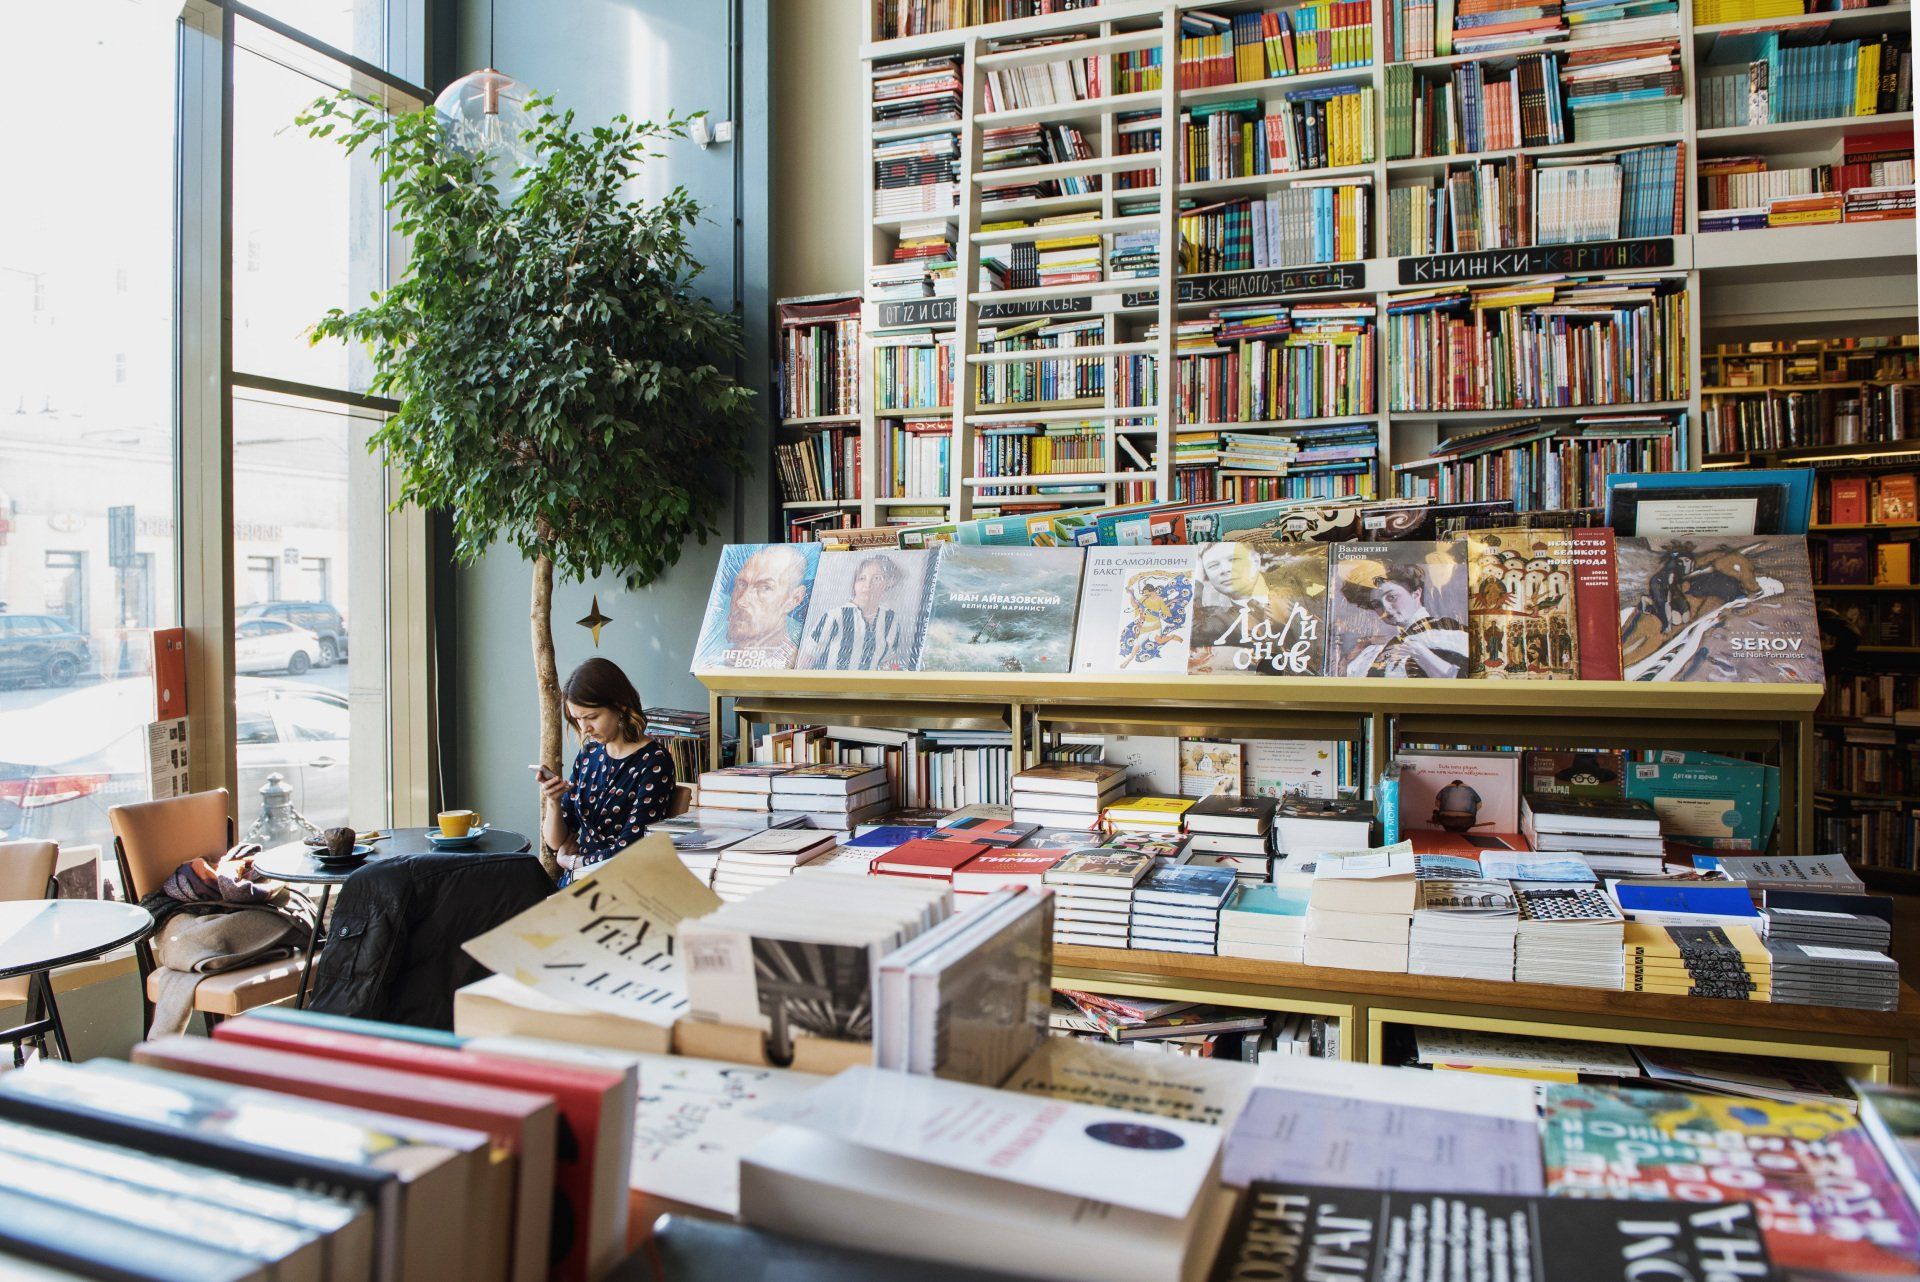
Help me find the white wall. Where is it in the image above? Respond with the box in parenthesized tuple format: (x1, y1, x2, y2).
(772, 0, 867, 301)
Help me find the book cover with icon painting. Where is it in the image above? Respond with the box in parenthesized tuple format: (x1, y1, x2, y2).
(1466, 529, 1579, 680)
(1070, 547, 1199, 674)
(1189, 540, 1329, 676)
(1614, 536, 1823, 685)
(793, 547, 935, 673)
(1327, 540, 1469, 679)
(916, 546, 1083, 673)
(691, 544, 822, 672)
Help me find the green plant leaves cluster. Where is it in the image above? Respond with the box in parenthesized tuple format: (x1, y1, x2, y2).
(302, 93, 757, 590)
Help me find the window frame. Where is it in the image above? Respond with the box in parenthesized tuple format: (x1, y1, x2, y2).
(177, 0, 434, 829)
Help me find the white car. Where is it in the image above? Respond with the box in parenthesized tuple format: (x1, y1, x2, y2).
(235, 618, 323, 676)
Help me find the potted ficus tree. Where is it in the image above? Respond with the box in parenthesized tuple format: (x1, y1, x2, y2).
(301, 91, 757, 869)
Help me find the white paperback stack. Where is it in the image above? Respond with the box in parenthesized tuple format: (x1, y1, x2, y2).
(695, 764, 794, 814)
(709, 828, 840, 903)
(1182, 796, 1274, 884)
(1270, 798, 1374, 857)
(654, 820, 751, 886)
(769, 764, 891, 831)
(1304, 846, 1417, 973)
(741, 1068, 1232, 1282)
(1519, 795, 1664, 877)
(1513, 883, 1626, 989)
(873, 885, 1054, 1085)
(1217, 884, 1309, 963)
(1012, 763, 1128, 832)
(1128, 863, 1236, 956)
(1408, 879, 1519, 980)
(1044, 849, 1154, 949)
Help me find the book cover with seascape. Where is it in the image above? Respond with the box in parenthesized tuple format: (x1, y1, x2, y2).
(1189, 540, 1329, 676)
(1327, 541, 1470, 679)
(1467, 529, 1579, 680)
(1069, 547, 1199, 674)
(794, 548, 935, 672)
(916, 545, 1084, 673)
(692, 543, 822, 671)
(1615, 536, 1824, 684)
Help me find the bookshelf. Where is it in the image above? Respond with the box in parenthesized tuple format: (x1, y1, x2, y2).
(831, 0, 1915, 536)
(775, 293, 866, 541)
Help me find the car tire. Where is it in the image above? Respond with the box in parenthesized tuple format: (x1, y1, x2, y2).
(287, 651, 312, 676)
(43, 655, 77, 688)
(318, 638, 338, 668)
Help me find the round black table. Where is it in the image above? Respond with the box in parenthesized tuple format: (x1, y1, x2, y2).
(255, 826, 532, 1008)
(0, 900, 155, 1060)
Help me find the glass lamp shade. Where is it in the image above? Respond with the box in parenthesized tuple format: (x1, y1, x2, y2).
(434, 67, 536, 201)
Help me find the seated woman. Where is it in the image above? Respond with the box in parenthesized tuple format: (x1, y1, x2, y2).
(537, 657, 675, 885)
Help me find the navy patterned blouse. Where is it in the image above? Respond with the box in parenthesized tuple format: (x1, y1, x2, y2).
(558, 739, 675, 870)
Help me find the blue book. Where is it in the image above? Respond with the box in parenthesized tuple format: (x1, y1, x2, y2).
(1613, 883, 1762, 924)
(1133, 863, 1238, 910)
(1223, 883, 1309, 919)
(1603, 466, 1814, 534)
(845, 825, 939, 849)
(241, 1005, 467, 1047)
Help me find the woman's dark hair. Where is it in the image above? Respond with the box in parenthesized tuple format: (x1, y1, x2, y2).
(1339, 560, 1427, 610)
(561, 657, 647, 743)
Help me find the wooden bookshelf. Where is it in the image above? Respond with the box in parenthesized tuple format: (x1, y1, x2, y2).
(841, 1, 1916, 533)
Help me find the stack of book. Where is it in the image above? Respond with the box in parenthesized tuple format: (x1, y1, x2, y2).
(1104, 795, 1195, 837)
(1623, 922, 1772, 1001)
(1304, 848, 1417, 972)
(1765, 891, 1893, 955)
(870, 837, 989, 888)
(697, 763, 793, 814)
(1514, 883, 1626, 988)
(1217, 883, 1310, 963)
(769, 764, 891, 831)
(1765, 939, 1901, 1011)
(1182, 794, 1275, 881)
(1408, 878, 1519, 980)
(1011, 762, 1127, 832)
(1613, 882, 1766, 934)
(870, 55, 961, 128)
(1044, 848, 1155, 949)
(1128, 862, 1237, 955)
(873, 131, 959, 219)
(656, 818, 751, 886)
(1521, 795, 1666, 877)
(948, 847, 1069, 904)
(1270, 797, 1373, 856)
(710, 828, 841, 902)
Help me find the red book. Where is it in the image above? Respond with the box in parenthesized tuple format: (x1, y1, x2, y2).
(870, 837, 987, 879)
(216, 1016, 633, 1282)
(1570, 527, 1623, 682)
(151, 626, 187, 720)
(135, 1034, 555, 1282)
(952, 849, 1067, 893)
(1830, 475, 1870, 525)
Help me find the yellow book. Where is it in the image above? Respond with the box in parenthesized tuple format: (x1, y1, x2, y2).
(1105, 795, 1196, 820)
(1622, 922, 1770, 966)
(1431, 1062, 1582, 1083)
(1858, 43, 1881, 115)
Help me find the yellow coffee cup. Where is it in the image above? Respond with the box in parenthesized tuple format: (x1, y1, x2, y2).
(438, 809, 480, 838)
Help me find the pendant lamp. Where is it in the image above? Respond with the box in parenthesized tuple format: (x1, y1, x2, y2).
(433, 0, 533, 200)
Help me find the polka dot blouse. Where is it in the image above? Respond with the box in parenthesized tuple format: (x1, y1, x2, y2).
(558, 739, 675, 868)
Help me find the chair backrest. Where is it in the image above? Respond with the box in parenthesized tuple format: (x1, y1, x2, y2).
(109, 789, 234, 902)
(668, 783, 693, 819)
(0, 841, 57, 903)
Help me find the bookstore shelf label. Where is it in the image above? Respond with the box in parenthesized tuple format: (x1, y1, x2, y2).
(1397, 239, 1677, 286)
(876, 296, 1091, 327)
(1122, 264, 1366, 308)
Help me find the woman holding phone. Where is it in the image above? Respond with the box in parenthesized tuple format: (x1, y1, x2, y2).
(536, 657, 676, 884)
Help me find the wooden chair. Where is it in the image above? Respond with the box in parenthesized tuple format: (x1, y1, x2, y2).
(669, 783, 693, 819)
(110, 790, 305, 1032)
(0, 840, 66, 1062)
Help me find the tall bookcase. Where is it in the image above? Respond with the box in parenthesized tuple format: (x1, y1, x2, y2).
(837, 0, 1915, 532)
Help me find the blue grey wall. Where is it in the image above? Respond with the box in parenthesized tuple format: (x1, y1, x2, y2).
(436, 0, 773, 836)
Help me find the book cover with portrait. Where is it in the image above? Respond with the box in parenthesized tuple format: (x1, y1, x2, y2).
(1327, 540, 1470, 679)
(1466, 529, 1580, 680)
(691, 543, 821, 672)
(916, 545, 1084, 673)
(1189, 540, 1329, 676)
(1615, 535, 1823, 684)
(1070, 547, 1199, 674)
(794, 548, 936, 672)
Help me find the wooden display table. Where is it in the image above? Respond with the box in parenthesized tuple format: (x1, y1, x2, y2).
(1053, 944, 1920, 1081)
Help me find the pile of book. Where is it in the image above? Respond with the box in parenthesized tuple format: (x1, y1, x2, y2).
(980, 122, 1096, 203)
(1562, 40, 1685, 141)
(1105, 795, 1195, 837)
(1408, 876, 1519, 979)
(710, 828, 841, 902)
(1055, 990, 1272, 1059)
(770, 763, 891, 830)
(1045, 847, 1153, 949)
(1184, 794, 1275, 882)
(1218, 882, 1309, 962)
(1128, 861, 1236, 954)
(873, 131, 959, 219)
(1271, 797, 1373, 856)
(1012, 761, 1125, 831)
(870, 55, 961, 127)
(1521, 794, 1665, 877)
(697, 763, 795, 815)
(979, 35, 1102, 113)
(870, 835, 988, 887)
(1514, 882, 1626, 988)
(1304, 847, 1416, 973)
(1623, 920, 1772, 1000)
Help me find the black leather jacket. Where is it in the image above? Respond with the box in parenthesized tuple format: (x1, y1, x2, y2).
(308, 849, 553, 1028)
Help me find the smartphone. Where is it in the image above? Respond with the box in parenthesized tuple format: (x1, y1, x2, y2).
(529, 763, 558, 782)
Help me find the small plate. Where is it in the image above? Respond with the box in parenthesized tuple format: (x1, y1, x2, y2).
(315, 844, 375, 864)
(427, 826, 488, 848)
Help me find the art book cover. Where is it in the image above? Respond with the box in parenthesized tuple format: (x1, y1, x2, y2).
(1243, 739, 1340, 799)
(1327, 541, 1470, 679)
(916, 545, 1083, 673)
(691, 543, 822, 671)
(1615, 536, 1824, 685)
(1571, 527, 1622, 680)
(794, 548, 935, 672)
(1466, 528, 1579, 680)
(1523, 749, 1626, 800)
(1827, 534, 1875, 586)
(1069, 546, 1199, 674)
(1542, 1084, 1920, 1278)
(1179, 740, 1242, 798)
(1624, 757, 1770, 849)
(1398, 750, 1521, 834)
(1189, 540, 1329, 676)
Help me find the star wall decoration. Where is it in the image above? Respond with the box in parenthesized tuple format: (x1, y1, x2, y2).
(577, 595, 613, 647)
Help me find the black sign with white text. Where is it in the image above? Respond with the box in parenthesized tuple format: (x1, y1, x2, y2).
(1396, 238, 1677, 285)
(1122, 263, 1364, 308)
(874, 295, 1092, 328)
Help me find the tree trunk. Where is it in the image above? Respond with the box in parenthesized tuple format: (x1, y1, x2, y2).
(532, 553, 563, 879)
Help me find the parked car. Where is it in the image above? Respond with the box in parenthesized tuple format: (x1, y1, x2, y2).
(235, 618, 323, 676)
(0, 678, 352, 858)
(240, 601, 348, 667)
(0, 613, 92, 689)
